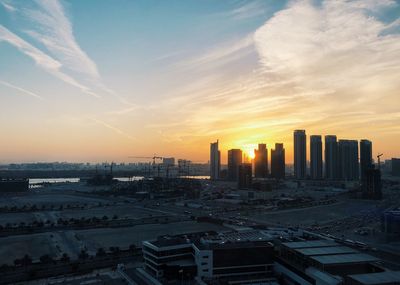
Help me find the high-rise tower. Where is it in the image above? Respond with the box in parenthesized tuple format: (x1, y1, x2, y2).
(271, 143, 285, 180)
(325, 135, 338, 180)
(338, 139, 359, 181)
(254, 144, 268, 178)
(210, 140, 221, 180)
(310, 135, 323, 179)
(228, 149, 242, 181)
(294, 130, 307, 179)
(360, 139, 373, 181)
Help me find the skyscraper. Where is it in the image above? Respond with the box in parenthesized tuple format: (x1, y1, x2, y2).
(228, 149, 242, 181)
(338, 139, 359, 181)
(310, 135, 323, 179)
(325, 135, 338, 180)
(360, 139, 372, 181)
(210, 140, 221, 180)
(294, 130, 307, 179)
(254, 143, 268, 178)
(271, 143, 285, 180)
(238, 163, 252, 189)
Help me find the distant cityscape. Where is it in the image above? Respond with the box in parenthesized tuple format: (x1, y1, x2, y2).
(210, 130, 400, 199)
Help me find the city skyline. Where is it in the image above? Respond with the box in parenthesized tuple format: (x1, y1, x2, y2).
(1, 0, 400, 163)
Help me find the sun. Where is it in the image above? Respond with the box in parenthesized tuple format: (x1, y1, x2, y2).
(242, 144, 257, 160)
(246, 149, 255, 160)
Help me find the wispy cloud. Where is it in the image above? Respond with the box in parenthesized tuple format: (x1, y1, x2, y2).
(0, 25, 99, 98)
(24, 0, 99, 79)
(0, 80, 44, 100)
(0, 1, 16, 12)
(21, 0, 135, 106)
(253, 0, 400, 94)
(176, 34, 254, 71)
(220, 1, 268, 20)
(146, 0, 400, 150)
(88, 117, 137, 141)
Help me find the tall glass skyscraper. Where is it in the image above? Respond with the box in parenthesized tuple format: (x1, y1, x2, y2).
(360, 139, 373, 181)
(210, 140, 220, 180)
(310, 135, 323, 179)
(271, 143, 285, 180)
(325, 135, 338, 180)
(254, 143, 268, 178)
(294, 130, 307, 179)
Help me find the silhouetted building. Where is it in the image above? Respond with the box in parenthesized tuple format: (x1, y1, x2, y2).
(254, 143, 268, 178)
(360, 140, 373, 181)
(381, 207, 400, 236)
(325, 135, 338, 180)
(310, 135, 323, 180)
(362, 167, 382, 200)
(294, 130, 307, 179)
(228, 149, 242, 181)
(210, 140, 221, 180)
(238, 163, 252, 189)
(162, 157, 175, 167)
(338, 140, 359, 181)
(271, 143, 285, 180)
(392, 158, 400, 177)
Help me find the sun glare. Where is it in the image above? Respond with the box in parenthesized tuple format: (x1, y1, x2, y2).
(247, 149, 255, 160)
(242, 144, 257, 161)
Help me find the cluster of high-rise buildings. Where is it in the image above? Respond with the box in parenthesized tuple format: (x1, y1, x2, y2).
(293, 130, 374, 182)
(210, 140, 285, 187)
(210, 130, 378, 185)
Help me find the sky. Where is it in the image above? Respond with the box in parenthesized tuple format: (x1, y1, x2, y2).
(0, 0, 399, 164)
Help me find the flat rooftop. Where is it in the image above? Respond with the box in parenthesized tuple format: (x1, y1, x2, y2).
(202, 230, 272, 243)
(310, 253, 379, 265)
(347, 271, 400, 284)
(296, 246, 358, 256)
(282, 240, 338, 249)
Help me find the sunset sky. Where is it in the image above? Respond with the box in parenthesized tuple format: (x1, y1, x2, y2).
(0, 0, 399, 164)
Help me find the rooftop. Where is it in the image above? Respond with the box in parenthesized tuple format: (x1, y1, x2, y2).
(310, 253, 379, 265)
(296, 246, 358, 256)
(347, 271, 400, 284)
(282, 240, 338, 249)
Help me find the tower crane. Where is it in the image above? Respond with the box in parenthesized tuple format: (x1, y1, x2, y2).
(377, 153, 383, 170)
(128, 155, 165, 177)
(128, 155, 163, 165)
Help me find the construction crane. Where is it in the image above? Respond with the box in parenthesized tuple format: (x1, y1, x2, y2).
(377, 153, 383, 170)
(128, 155, 163, 165)
(128, 155, 166, 177)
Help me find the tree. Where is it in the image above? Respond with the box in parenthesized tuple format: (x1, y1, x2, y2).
(96, 248, 106, 257)
(40, 254, 53, 264)
(129, 244, 136, 253)
(110, 246, 120, 255)
(60, 253, 70, 262)
(78, 250, 89, 260)
(14, 258, 21, 267)
(21, 255, 32, 266)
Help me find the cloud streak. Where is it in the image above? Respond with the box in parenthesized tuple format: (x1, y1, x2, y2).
(25, 0, 99, 79)
(0, 25, 100, 98)
(0, 80, 44, 100)
(88, 117, 137, 142)
(0, 1, 16, 12)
